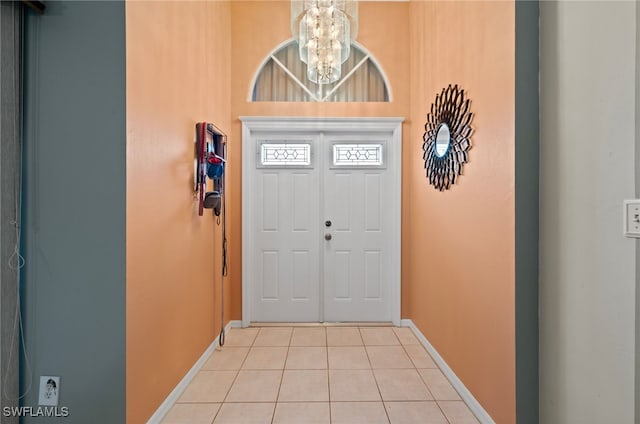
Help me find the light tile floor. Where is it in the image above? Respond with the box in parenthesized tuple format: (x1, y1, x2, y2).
(162, 326, 480, 424)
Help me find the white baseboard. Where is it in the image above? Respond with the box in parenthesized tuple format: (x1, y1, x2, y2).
(400, 319, 495, 424)
(146, 321, 240, 424)
(228, 320, 242, 329)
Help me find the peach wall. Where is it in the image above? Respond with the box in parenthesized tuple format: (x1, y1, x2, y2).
(406, 1, 515, 422)
(126, 2, 231, 423)
(228, 0, 410, 320)
(123, 1, 515, 422)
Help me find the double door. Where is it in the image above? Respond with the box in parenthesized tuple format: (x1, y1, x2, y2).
(242, 119, 401, 324)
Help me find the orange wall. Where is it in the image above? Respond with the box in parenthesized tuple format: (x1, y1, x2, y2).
(125, 2, 231, 423)
(406, 1, 516, 422)
(124, 1, 515, 422)
(228, 0, 411, 320)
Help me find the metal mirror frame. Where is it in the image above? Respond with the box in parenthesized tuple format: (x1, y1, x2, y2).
(422, 84, 474, 191)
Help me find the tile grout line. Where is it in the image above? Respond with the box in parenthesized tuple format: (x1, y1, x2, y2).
(213, 327, 259, 423)
(398, 328, 453, 424)
(394, 328, 448, 407)
(359, 327, 392, 424)
(324, 327, 333, 423)
(434, 399, 453, 424)
(373, 327, 453, 424)
(417, 360, 453, 423)
(393, 331, 451, 424)
(397, 338, 438, 402)
(435, 400, 466, 424)
(270, 327, 293, 424)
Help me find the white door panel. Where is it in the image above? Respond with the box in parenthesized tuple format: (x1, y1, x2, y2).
(323, 164, 390, 322)
(251, 139, 321, 322)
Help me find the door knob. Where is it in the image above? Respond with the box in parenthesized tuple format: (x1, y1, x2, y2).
(325, 220, 332, 227)
(325, 234, 332, 241)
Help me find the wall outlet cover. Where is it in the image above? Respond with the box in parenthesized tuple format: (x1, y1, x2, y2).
(38, 376, 60, 406)
(624, 199, 640, 238)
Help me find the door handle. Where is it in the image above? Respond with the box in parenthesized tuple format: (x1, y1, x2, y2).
(325, 234, 332, 241)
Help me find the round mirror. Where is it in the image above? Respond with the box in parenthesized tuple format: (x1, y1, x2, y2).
(435, 123, 451, 157)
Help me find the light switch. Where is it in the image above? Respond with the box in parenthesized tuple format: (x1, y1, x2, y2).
(624, 200, 640, 237)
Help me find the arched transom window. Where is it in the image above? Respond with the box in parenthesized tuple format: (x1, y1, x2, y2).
(251, 40, 390, 102)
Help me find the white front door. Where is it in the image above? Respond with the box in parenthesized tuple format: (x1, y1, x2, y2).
(242, 118, 402, 325)
(323, 137, 392, 322)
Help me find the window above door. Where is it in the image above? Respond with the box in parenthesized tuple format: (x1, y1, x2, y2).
(250, 39, 391, 102)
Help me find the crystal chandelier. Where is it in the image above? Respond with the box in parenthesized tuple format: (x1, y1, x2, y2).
(291, 0, 358, 84)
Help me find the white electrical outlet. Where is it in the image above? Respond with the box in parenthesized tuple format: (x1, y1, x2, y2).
(624, 200, 640, 237)
(38, 376, 60, 406)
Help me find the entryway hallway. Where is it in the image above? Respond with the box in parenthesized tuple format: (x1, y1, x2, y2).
(161, 326, 478, 423)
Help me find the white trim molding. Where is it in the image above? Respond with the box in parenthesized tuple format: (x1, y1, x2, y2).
(146, 320, 242, 424)
(400, 319, 496, 424)
(241, 117, 403, 327)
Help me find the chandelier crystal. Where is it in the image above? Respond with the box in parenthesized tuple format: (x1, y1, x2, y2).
(292, 0, 358, 84)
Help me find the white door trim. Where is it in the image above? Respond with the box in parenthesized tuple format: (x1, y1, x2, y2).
(241, 116, 403, 327)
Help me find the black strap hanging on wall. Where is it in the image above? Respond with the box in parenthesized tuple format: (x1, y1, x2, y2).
(219, 135, 227, 347)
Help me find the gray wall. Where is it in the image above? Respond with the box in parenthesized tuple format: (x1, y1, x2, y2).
(515, 1, 539, 423)
(21, 2, 126, 423)
(636, 1, 640, 421)
(1, 3, 23, 423)
(540, 1, 636, 422)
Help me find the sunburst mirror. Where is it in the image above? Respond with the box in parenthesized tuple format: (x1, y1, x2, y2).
(423, 84, 474, 191)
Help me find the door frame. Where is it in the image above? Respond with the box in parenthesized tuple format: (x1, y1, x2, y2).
(241, 116, 403, 327)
